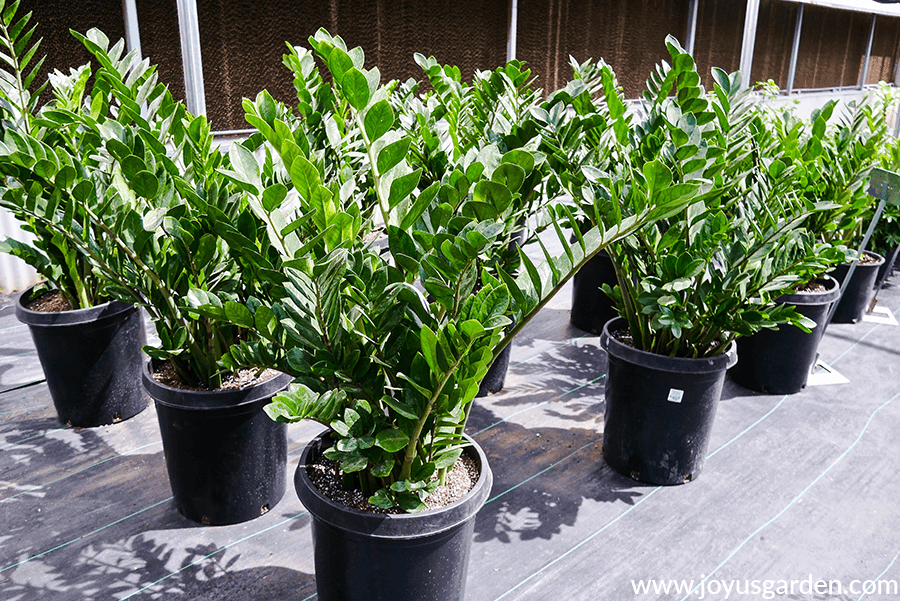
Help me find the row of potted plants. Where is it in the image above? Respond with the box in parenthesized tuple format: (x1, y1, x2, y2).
(1, 6, 898, 598)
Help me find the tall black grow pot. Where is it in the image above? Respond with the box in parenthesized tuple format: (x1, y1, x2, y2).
(570, 249, 619, 334)
(143, 364, 291, 525)
(295, 432, 493, 601)
(477, 343, 510, 397)
(600, 317, 736, 485)
(16, 286, 147, 427)
(830, 251, 884, 323)
(730, 276, 840, 394)
(474, 227, 527, 397)
(876, 245, 900, 288)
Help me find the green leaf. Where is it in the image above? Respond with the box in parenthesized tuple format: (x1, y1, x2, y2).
(71, 179, 95, 202)
(131, 171, 159, 198)
(377, 137, 411, 174)
(501, 149, 535, 174)
(364, 99, 393, 141)
(381, 394, 419, 420)
(290, 156, 321, 201)
(341, 67, 370, 111)
(370, 459, 395, 479)
(400, 181, 440, 231)
(388, 168, 422, 209)
(262, 183, 288, 212)
(142, 207, 166, 230)
(376, 428, 410, 453)
(224, 301, 254, 328)
(122, 155, 147, 181)
(473, 180, 513, 213)
(491, 163, 525, 194)
(420, 324, 440, 373)
(340, 455, 368, 473)
(229, 143, 261, 190)
(369, 488, 394, 508)
(434, 448, 462, 470)
(643, 160, 673, 200)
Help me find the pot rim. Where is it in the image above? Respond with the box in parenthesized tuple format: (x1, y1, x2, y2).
(776, 274, 841, 306)
(142, 360, 293, 411)
(15, 285, 136, 328)
(295, 431, 493, 540)
(833, 250, 886, 269)
(600, 317, 738, 374)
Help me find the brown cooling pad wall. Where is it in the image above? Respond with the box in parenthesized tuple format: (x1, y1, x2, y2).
(693, 0, 745, 85)
(516, 0, 689, 99)
(197, 0, 509, 132)
(137, 0, 185, 103)
(866, 16, 900, 85)
(23, 0, 126, 105)
(794, 4, 869, 89)
(751, 0, 798, 88)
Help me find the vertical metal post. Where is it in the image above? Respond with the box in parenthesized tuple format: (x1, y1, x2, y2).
(507, 0, 519, 62)
(176, 0, 206, 117)
(740, 0, 761, 83)
(894, 42, 900, 138)
(121, 0, 142, 61)
(686, 0, 699, 56)
(860, 14, 877, 89)
(787, 3, 804, 95)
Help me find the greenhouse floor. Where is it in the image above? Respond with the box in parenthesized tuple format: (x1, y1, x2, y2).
(2, 274, 900, 601)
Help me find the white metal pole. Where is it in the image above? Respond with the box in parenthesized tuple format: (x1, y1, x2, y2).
(121, 0, 142, 61)
(740, 0, 761, 84)
(507, 0, 518, 62)
(787, 3, 804, 95)
(860, 14, 876, 89)
(176, 0, 206, 117)
(686, 0, 699, 56)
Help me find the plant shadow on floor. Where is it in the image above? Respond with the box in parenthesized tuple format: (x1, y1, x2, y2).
(1, 418, 315, 600)
(469, 402, 651, 545)
(0, 533, 316, 600)
(469, 336, 608, 431)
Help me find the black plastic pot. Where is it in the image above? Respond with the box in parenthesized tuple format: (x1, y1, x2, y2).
(570, 249, 619, 334)
(477, 343, 511, 397)
(600, 317, 737, 485)
(473, 227, 527, 396)
(295, 432, 493, 601)
(15, 287, 147, 427)
(730, 276, 840, 394)
(876, 245, 900, 288)
(830, 251, 885, 323)
(143, 364, 291, 525)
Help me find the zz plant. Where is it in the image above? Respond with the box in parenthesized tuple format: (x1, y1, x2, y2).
(207, 30, 692, 512)
(0, 2, 109, 309)
(0, 27, 283, 388)
(580, 37, 833, 358)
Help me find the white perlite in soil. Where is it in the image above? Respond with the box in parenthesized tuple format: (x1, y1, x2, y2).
(307, 451, 480, 514)
(151, 361, 279, 391)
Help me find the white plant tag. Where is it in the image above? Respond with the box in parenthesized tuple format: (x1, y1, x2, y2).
(667, 388, 684, 403)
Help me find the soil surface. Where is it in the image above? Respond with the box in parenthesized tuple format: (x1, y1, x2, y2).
(151, 361, 280, 391)
(25, 290, 73, 312)
(612, 328, 635, 348)
(794, 280, 828, 293)
(307, 452, 479, 514)
(858, 252, 882, 265)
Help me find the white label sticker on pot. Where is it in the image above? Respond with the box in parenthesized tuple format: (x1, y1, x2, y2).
(667, 389, 684, 403)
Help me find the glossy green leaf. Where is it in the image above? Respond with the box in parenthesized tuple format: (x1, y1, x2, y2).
(364, 99, 393, 141)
